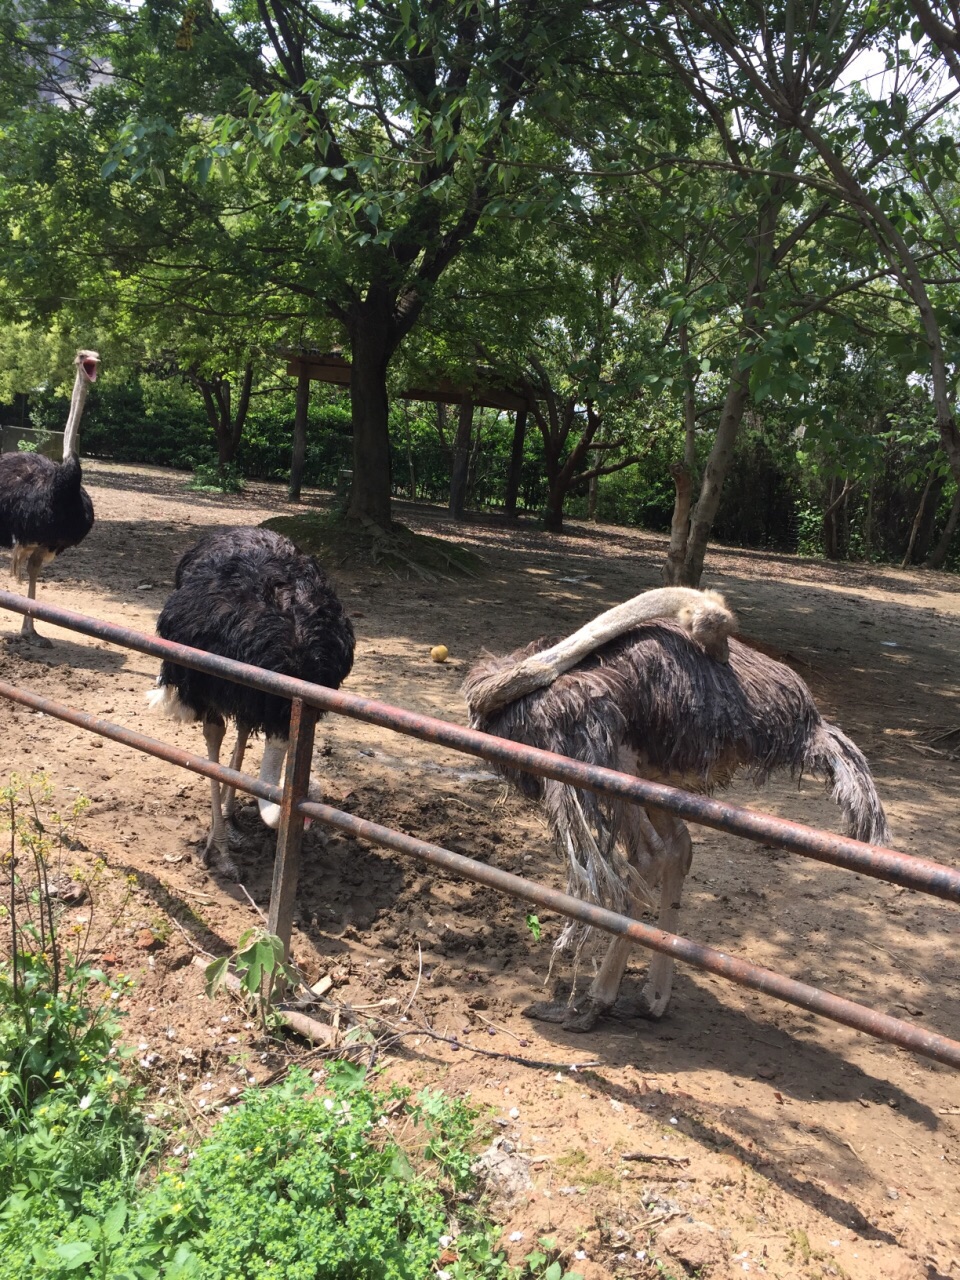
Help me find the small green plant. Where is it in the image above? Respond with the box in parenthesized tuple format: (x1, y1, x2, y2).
(16, 438, 38, 452)
(519, 1236, 583, 1280)
(188, 458, 245, 494)
(524, 913, 542, 943)
(204, 928, 296, 1031)
(0, 776, 152, 1212)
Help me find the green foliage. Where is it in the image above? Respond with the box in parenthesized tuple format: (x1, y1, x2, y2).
(524, 914, 542, 943)
(204, 928, 295, 1033)
(0, 797, 573, 1280)
(187, 459, 245, 495)
(0, 1056, 577, 1280)
(0, 777, 152, 1218)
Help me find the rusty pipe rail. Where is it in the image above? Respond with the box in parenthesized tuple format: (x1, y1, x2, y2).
(2, 589, 958, 904)
(2, 675, 959, 1070)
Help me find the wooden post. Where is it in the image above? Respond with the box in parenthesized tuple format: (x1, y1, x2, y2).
(288, 368, 310, 502)
(504, 407, 527, 520)
(267, 698, 317, 960)
(449, 397, 474, 520)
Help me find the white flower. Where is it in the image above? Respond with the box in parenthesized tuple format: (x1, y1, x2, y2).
(636, 1251, 646, 1261)
(437, 1272, 451, 1280)
(323, 1098, 335, 1111)
(438, 1236, 453, 1248)
(669, 1117, 678, 1125)
(574, 1250, 587, 1261)
(509, 1232, 524, 1243)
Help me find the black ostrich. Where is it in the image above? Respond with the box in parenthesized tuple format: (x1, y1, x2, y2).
(148, 527, 355, 875)
(0, 349, 99, 645)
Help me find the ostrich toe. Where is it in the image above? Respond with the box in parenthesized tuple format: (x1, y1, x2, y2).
(201, 832, 240, 881)
(7, 630, 53, 649)
(637, 980, 671, 1020)
(523, 995, 607, 1033)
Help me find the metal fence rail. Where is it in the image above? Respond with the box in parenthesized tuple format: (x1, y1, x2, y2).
(3, 590, 958, 902)
(1, 589, 958, 1070)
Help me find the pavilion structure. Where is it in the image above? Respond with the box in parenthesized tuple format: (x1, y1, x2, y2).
(283, 350, 532, 515)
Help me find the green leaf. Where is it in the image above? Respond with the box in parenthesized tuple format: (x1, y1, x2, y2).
(204, 956, 229, 998)
(54, 1242, 96, 1268)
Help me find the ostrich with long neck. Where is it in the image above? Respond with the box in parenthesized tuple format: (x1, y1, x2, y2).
(464, 617, 889, 1031)
(148, 527, 355, 877)
(0, 349, 99, 644)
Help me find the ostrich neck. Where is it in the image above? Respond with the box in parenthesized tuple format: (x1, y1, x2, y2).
(62, 369, 90, 460)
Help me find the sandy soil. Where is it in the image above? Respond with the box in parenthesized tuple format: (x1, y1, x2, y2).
(1, 459, 959, 1280)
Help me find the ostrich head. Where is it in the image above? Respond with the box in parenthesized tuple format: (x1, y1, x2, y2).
(677, 589, 737, 662)
(63, 348, 101, 461)
(76, 350, 101, 384)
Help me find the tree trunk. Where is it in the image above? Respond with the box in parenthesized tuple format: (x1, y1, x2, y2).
(401, 403, 417, 500)
(926, 484, 960, 568)
(663, 338, 699, 585)
(902, 471, 936, 567)
(679, 364, 750, 585)
(862, 477, 875, 560)
(347, 292, 395, 527)
(288, 368, 310, 502)
(823, 477, 842, 560)
(587, 473, 599, 521)
(543, 483, 565, 533)
(663, 462, 695, 585)
(913, 472, 945, 563)
(196, 363, 254, 470)
(504, 407, 527, 520)
(449, 398, 474, 520)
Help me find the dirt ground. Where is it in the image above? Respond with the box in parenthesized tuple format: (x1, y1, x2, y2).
(1, 459, 959, 1280)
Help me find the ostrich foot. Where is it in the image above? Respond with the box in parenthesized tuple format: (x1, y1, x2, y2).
(523, 995, 608, 1033)
(200, 834, 240, 881)
(7, 631, 53, 649)
(636, 980, 671, 1021)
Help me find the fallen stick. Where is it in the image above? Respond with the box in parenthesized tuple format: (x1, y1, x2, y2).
(620, 1151, 691, 1167)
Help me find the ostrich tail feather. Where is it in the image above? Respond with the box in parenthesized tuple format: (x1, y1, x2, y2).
(805, 721, 890, 846)
(145, 683, 196, 723)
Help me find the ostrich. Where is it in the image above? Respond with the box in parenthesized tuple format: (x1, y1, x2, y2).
(463, 616, 889, 1032)
(148, 527, 355, 876)
(0, 349, 99, 645)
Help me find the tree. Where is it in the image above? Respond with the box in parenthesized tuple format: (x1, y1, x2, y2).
(114, 1, 608, 526)
(641, 0, 960, 577)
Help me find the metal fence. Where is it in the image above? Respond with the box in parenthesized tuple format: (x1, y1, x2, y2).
(1, 587, 958, 1070)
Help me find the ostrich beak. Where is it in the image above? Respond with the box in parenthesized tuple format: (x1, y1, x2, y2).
(76, 350, 101, 383)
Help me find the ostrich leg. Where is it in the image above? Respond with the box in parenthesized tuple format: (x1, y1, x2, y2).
(637, 810, 692, 1019)
(526, 806, 692, 1032)
(221, 723, 251, 820)
(13, 547, 53, 647)
(201, 714, 238, 877)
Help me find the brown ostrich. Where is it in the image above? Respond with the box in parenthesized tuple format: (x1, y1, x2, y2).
(463, 614, 889, 1032)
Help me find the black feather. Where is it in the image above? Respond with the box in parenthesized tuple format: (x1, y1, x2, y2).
(155, 527, 355, 737)
(0, 453, 94, 554)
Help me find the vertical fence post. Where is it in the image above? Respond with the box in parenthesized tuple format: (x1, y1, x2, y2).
(267, 697, 317, 961)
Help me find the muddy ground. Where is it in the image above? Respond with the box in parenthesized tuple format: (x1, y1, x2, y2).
(1, 460, 959, 1280)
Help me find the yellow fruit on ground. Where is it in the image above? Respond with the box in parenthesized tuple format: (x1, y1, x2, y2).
(430, 645, 449, 663)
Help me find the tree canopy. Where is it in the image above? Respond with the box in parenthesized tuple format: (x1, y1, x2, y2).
(3, 0, 960, 575)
